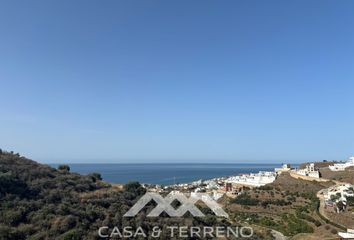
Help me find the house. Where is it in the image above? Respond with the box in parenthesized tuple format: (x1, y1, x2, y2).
(275, 164, 292, 174)
(226, 171, 277, 187)
(329, 157, 354, 171)
(296, 163, 320, 178)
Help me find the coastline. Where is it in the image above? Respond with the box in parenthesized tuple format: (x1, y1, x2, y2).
(50, 163, 285, 185)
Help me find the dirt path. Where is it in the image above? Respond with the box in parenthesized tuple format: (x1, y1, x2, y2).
(316, 181, 347, 230)
(317, 189, 328, 220)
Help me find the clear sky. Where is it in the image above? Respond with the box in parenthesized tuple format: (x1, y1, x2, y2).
(0, 1, 353, 163)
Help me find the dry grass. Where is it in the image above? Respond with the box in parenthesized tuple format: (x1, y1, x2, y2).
(320, 167, 354, 184)
(299, 161, 338, 169)
(326, 210, 354, 229)
(269, 172, 333, 193)
(78, 184, 123, 201)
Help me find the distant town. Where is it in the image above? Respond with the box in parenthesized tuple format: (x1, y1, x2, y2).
(143, 156, 354, 239)
(144, 156, 354, 194)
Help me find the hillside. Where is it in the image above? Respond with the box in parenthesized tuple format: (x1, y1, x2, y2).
(0, 151, 263, 240)
(225, 173, 340, 239)
(0, 151, 131, 239)
(320, 166, 354, 184)
(269, 172, 333, 193)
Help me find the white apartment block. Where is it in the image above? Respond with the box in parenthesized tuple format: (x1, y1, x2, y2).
(329, 156, 354, 171)
(296, 163, 320, 178)
(226, 171, 277, 187)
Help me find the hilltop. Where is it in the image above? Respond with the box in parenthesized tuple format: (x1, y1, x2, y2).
(269, 172, 333, 193)
(299, 161, 338, 169)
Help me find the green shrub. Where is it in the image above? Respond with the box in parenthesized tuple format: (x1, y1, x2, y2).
(58, 165, 70, 172)
(232, 193, 260, 206)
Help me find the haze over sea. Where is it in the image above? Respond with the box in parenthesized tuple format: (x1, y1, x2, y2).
(51, 163, 289, 185)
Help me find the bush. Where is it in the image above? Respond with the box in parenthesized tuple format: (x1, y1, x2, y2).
(0, 172, 29, 196)
(258, 185, 273, 190)
(123, 181, 146, 199)
(87, 172, 102, 182)
(284, 214, 313, 235)
(232, 193, 260, 206)
(3, 210, 25, 226)
(347, 196, 354, 206)
(58, 165, 70, 172)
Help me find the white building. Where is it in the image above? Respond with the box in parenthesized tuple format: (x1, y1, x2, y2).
(275, 164, 292, 174)
(212, 191, 224, 201)
(226, 171, 277, 187)
(324, 183, 354, 202)
(190, 191, 224, 201)
(296, 163, 320, 178)
(191, 179, 203, 186)
(204, 180, 220, 190)
(329, 156, 354, 171)
(338, 229, 354, 239)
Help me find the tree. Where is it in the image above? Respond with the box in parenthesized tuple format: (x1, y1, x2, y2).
(58, 165, 70, 172)
(232, 193, 260, 206)
(0, 172, 29, 196)
(330, 194, 340, 202)
(123, 181, 146, 199)
(347, 196, 354, 206)
(87, 173, 102, 182)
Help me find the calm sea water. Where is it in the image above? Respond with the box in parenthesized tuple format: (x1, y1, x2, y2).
(51, 163, 283, 185)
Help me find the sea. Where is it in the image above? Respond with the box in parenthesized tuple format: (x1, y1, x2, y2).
(51, 163, 285, 185)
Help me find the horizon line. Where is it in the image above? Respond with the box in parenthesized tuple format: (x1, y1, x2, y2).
(44, 161, 305, 165)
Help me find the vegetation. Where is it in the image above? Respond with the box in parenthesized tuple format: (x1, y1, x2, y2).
(228, 178, 328, 237)
(58, 164, 70, 172)
(232, 211, 314, 236)
(231, 192, 291, 208)
(295, 206, 321, 227)
(231, 193, 260, 206)
(347, 196, 354, 206)
(0, 151, 261, 240)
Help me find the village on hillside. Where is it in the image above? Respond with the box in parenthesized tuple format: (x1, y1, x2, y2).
(144, 156, 354, 239)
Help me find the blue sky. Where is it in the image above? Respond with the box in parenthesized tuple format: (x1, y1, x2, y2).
(0, 1, 353, 163)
